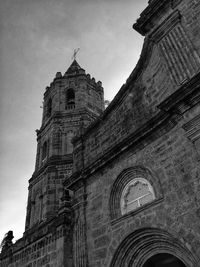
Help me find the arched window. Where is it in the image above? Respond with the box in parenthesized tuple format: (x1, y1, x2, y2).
(109, 167, 162, 221)
(120, 178, 155, 215)
(66, 89, 75, 109)
(47, 98, 52, 117)
(42, 141, 47, 160)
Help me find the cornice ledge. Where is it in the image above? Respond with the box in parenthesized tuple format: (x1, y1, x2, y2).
(64, 170, 83, 189)
(158, 72, 200, 114)
(110, 197, 163, 226)
(30, 155, 73, 183)
(133, 0, 169, 36)
(149, 10, 181, 43)
(23, 215, 71, 247)
(38, 108, 99, 137)
(133, 0, 182, 36)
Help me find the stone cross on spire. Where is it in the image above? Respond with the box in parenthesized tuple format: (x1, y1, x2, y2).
(72, 48, 80, 61)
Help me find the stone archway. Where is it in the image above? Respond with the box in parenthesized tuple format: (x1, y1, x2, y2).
(143, 253, 186, 267)
(109, 228, 199, 267)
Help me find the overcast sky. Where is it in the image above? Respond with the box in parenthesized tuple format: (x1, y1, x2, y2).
(0, 0, 148, 243)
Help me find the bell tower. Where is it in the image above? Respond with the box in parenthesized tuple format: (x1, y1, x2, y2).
(25, 60, 104, 230)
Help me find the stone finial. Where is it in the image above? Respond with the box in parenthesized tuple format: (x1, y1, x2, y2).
(55, 72, 62, 78)
(97, 81, 102, 87)
(0, 231, 14, 252)
(86, 74, 91, 79)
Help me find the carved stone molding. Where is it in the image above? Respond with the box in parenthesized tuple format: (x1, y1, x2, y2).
(109, 228, 199, 267)
(133, 0, 183, 36)
(182, 114, 200, 142)
(149, 10, 181, 43)
(148, 10, 200, 86)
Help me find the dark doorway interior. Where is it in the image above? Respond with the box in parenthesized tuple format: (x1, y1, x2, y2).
(143, 253, 186, 267)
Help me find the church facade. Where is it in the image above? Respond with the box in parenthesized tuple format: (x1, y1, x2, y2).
(1, 0, 200, 266)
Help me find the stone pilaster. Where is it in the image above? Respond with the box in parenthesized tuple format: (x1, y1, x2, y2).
(73, 186, 88, 267)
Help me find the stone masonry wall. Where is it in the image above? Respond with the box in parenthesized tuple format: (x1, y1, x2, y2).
(26, 162, 73, 229)
(0, 225, 67, 267)
(84, 103, 200, 266)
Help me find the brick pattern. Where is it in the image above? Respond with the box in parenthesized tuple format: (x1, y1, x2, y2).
(0, 226, 68, 267)
(84, 106, 200, 266)
(1, 0, 200, 266)
(159, 23, 200, 85)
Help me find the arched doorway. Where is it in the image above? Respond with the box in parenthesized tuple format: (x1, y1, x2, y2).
(109, 228, 199, 267)
(143, 253, 186, 267)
